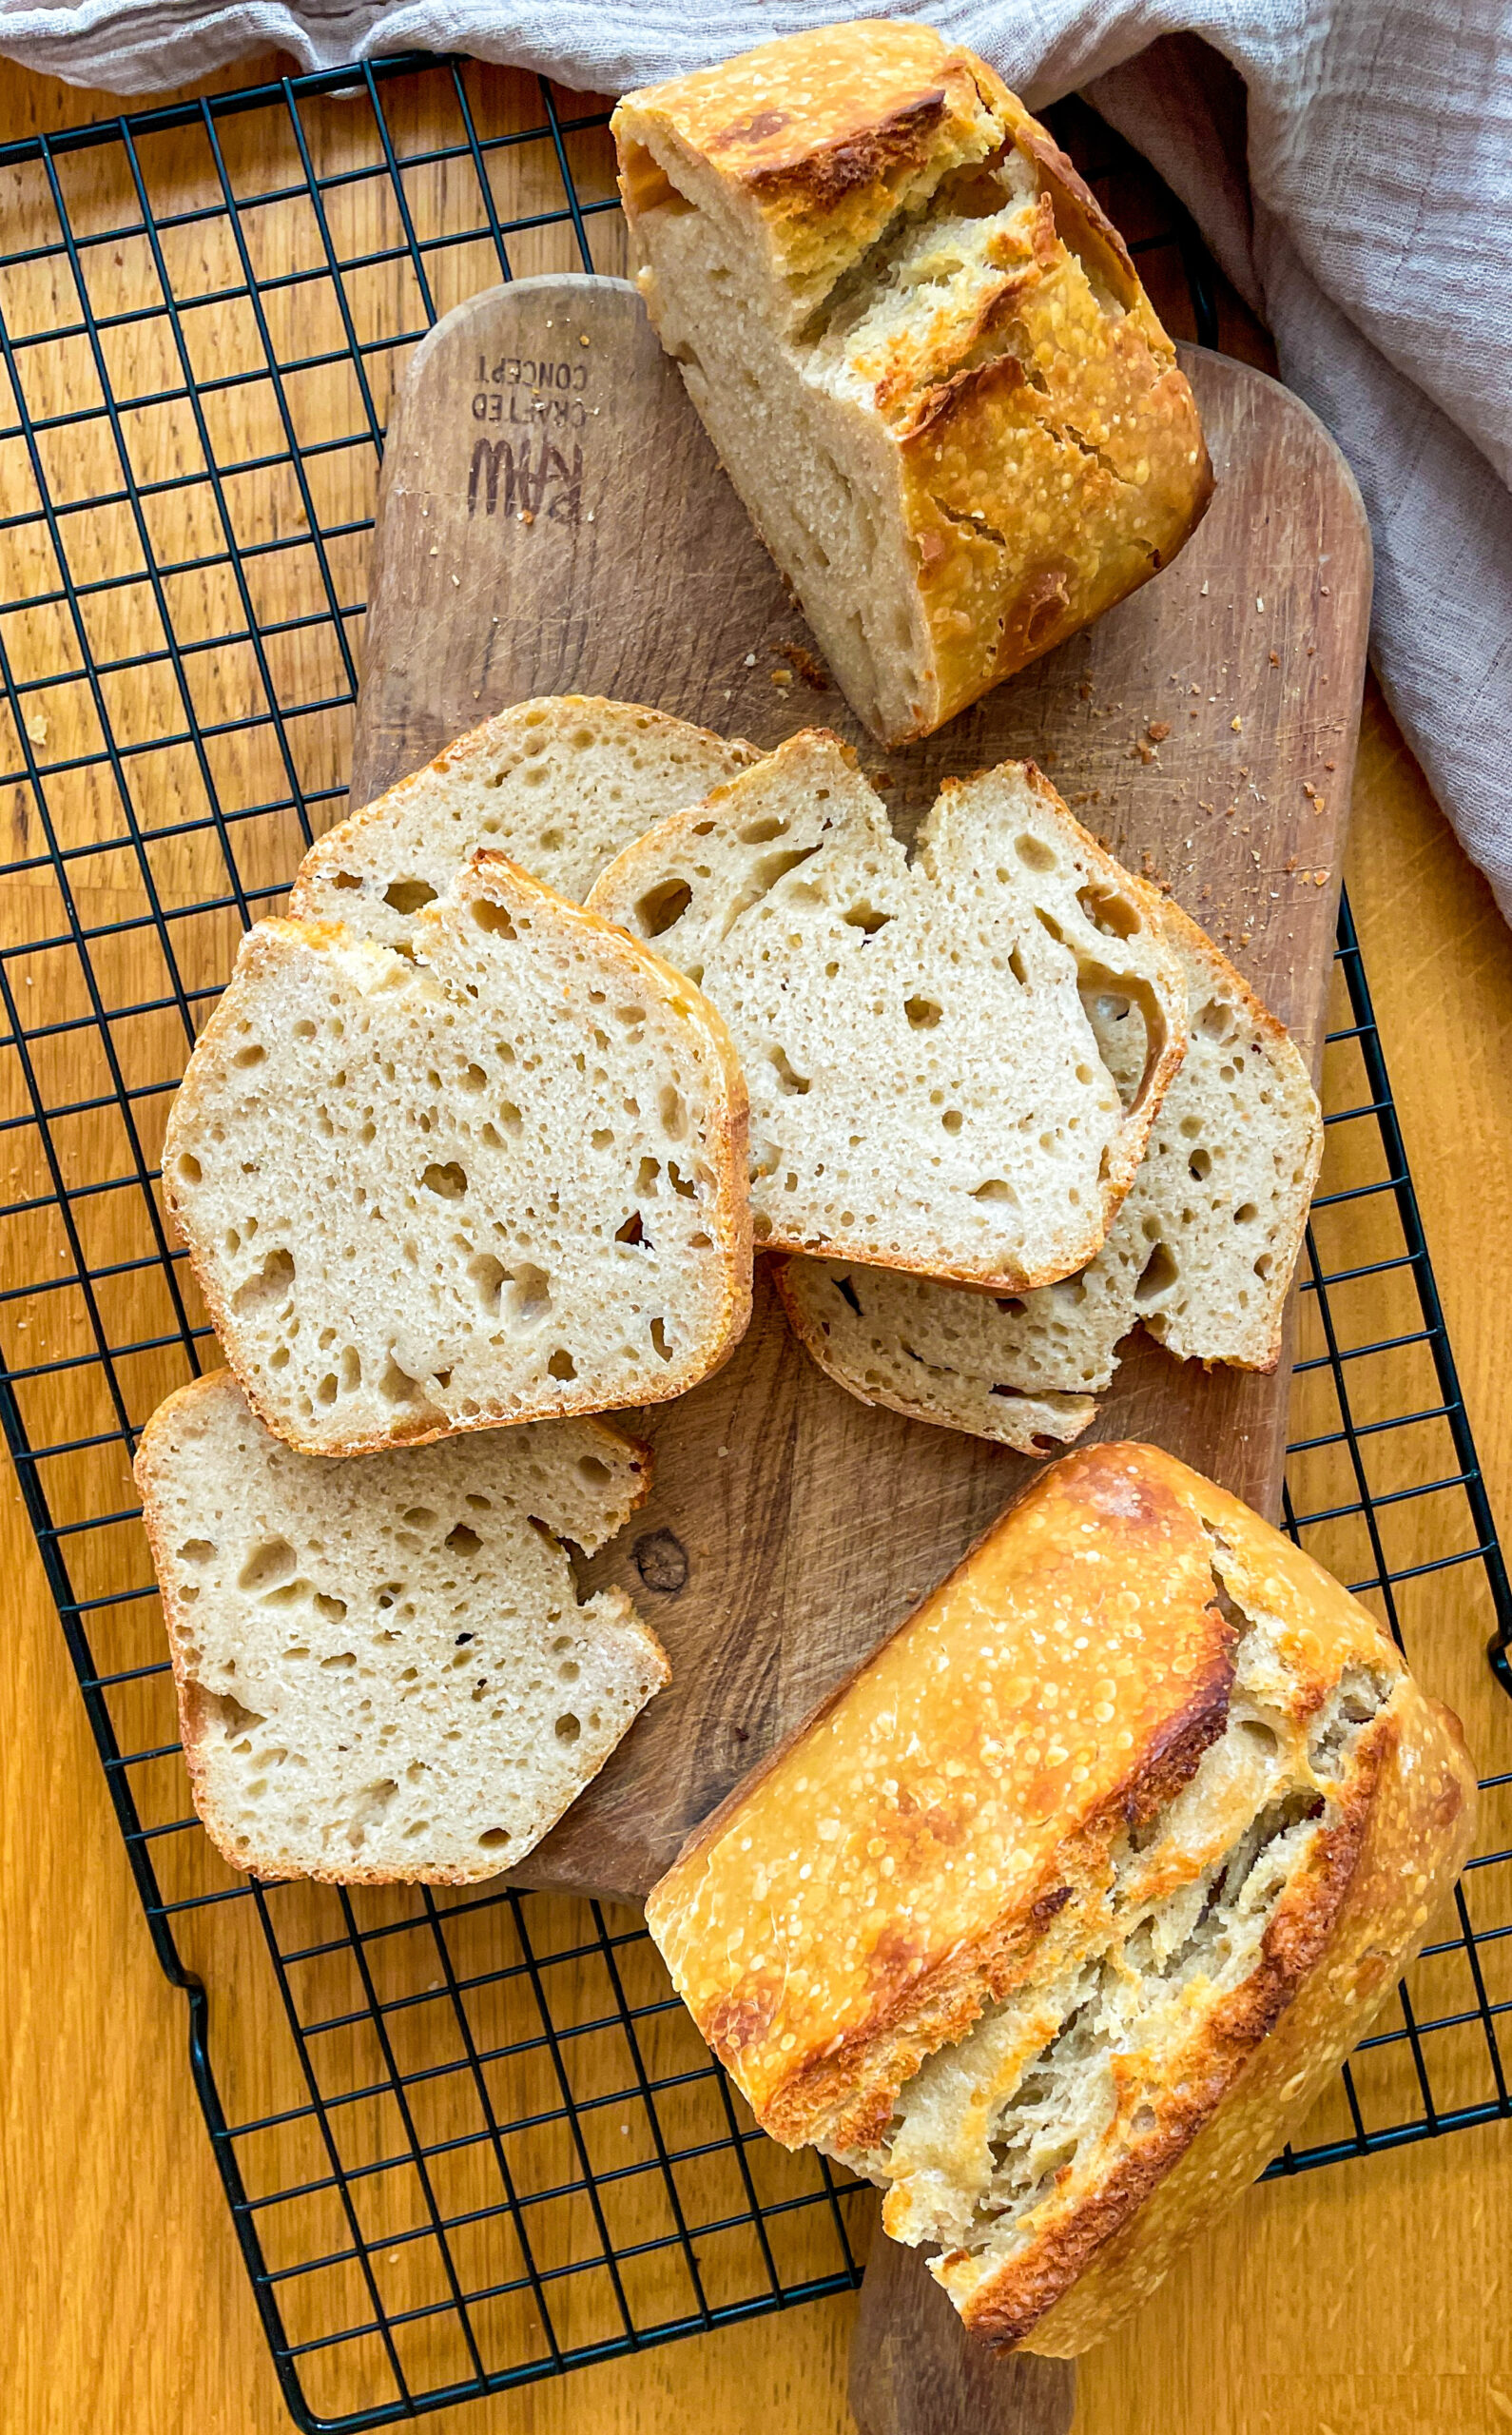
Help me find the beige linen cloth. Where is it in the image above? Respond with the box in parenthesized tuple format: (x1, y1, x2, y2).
(4, 0, 1510, 922)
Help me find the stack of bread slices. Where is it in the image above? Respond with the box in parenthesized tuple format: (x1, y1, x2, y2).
(144, 692, 1321, 1890)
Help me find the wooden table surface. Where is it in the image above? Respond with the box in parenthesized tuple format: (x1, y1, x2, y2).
(4, 52, 1512, 2435)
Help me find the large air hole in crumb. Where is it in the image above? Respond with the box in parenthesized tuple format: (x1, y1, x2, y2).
(650, 1316, 673, 1361)
(1016, 832, 1057, 872)
(769, 1044, 810, 1097)
(1076, 884, 1141, 939)
(637, 878, 692, 936)
(473, 897, 517, 939)
(384, 877, 437, 914)
(1134, 1243, 1179, 1305)
(238, 1537, 297, 1594)
(554, 1713, 581, 1743)
(378, 1354, 432, 1405)
(616, 1212, 645, 1244)
(548, 1348, 577, 1380)
(179, 1538, 217, 1567)
(176, 1153, 203, 1186)
(232, 1246, 296, 1315)
(843, 901, 892, 936)
(905, 996, 940, 1030)
(444, 1523, 481, 1558)
(468, 1252, 506, 1319)
(421, 1160, 468, 1199)
(503, 1263, 552, 1327)
(478, 1826, 511, 1849)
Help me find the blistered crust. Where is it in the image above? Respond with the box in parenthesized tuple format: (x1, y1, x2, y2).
(646, 1444, 1383, 2151)
(995, 1682, 1477, 2352)
(613, 23, 1212, 744)
(616, 22, 1002, 318)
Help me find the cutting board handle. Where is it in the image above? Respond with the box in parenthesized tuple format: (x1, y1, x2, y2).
(849, 2237, 1076, 2434)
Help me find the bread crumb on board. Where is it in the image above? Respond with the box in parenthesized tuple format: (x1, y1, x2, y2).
(776, 642, 830, 691)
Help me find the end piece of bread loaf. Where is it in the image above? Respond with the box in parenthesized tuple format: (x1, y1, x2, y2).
(613, 23, 1212, 746)
(136, 1369, 669, 1883)
(164, 853, 751, 1453)
(646, 1443, 1476, 2354)
(589, 730, 1186, 1291)
(774, 895, 1323, 1444)
(293, 695, 758, 938)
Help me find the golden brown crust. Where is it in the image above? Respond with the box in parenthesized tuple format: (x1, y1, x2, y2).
(646, 1439, 1475, 2351)
(646, 1445, 1318, 2151)
(163, 858, 753, 1456)
(1001, 1684, 1477, 2352)
(134, 1371, 662, 1886)
(956, 1724, 1384, 2344)
(645, 1446, 1446, 2135)
(614, 24, 1212, 747)
(616, 23, 998, 297)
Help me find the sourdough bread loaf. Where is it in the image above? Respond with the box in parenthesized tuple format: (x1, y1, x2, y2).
(612, 23, 1212, 747)
(164, 852, 751, 1453)
(774, 896, 1323, 1445)
(645, 1443, 1476, 2354)
(588, 731, 1186, 1291)
(137, 1370, 668, 1883)
(293, 695, 758, 938)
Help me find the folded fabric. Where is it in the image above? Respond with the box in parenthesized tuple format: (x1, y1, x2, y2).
(6, 0, 1509, 923)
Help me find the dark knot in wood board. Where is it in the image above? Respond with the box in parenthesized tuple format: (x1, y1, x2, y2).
(634, 1528, 689, 1595)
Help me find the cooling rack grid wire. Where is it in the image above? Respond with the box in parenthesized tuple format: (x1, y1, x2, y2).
(0, 55, 1508, 2434)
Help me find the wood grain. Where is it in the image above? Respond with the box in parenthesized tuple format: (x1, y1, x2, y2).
(850, 2241, 1077, 2435)
(349, 272, 1369, 1911)
(4, 57, 1508, 2435)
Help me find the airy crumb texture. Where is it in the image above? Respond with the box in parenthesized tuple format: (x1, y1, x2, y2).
(164, 853, 751, 1452)
(645, 1443, 1477, 2355)
(774, 895, 1322, 1441)
(614, 25, 1211, 744)
(589, 732, 1185, 1290)
(293, 695, 758, 936)
(136, 1370, 669, 1884)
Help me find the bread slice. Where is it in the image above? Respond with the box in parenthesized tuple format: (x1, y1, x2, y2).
(613, 25, 1211, 746)
(588, 731, 1186, 1292)
(293, 695, 758, 940)
(136, 1369, 668, 1884)
(774, 898, 1323, 1442)
(164, 853, 751, 1454)
(645, 1444, 1477, 2353)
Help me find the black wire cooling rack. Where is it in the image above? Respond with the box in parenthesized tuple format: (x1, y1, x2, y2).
(2, 52, 1510, 2435)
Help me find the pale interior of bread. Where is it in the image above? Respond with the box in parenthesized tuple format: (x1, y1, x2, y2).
(166, 859, 742, 1450)
(295, 696, 754, 940)
(589, 742, 1180, 1290)
(147, 1381, 667, 1881)
(624, 116, 1131, 739)
(777, 919, 1321, 1436)
(824, 1553, 1394, 2313)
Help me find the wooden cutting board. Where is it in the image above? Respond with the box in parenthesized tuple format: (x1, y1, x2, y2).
(349, 273, 1369, 2435)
